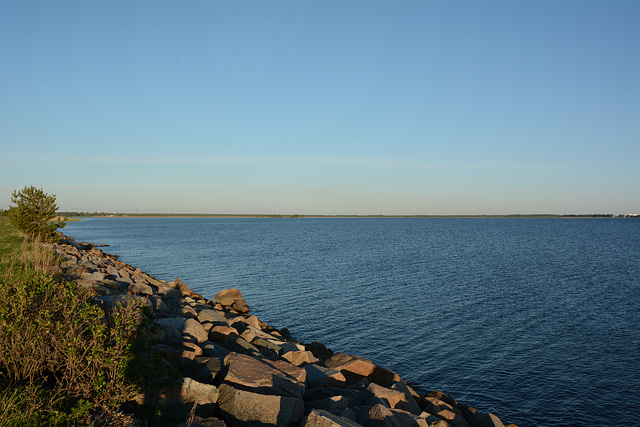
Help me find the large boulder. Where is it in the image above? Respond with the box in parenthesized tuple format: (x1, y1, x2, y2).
(183, 318, 209, 343)
(223, 352, 306, 399)
(198, 309, 230, 325)
(216, 383, 304, 427)
(214, 288, 244, 306)
(324, 353, 401, 387)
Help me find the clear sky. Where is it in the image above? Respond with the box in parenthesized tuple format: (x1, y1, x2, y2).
(1, 0, 639, 215)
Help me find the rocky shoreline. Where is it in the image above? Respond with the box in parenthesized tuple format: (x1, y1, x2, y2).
(51, 233, 517, 427)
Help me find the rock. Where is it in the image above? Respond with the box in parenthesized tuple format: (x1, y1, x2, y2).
(231, 299, 250, 314)
(325, 353, 401, 387)
(156, 285, 182, 298)
(305, 395, 349, 413)
(214, 288, 243, 306)
(183, 318, 209, 343)
(390, 382, 423, 415)
(367, 382, 415, 413)
(160, 324, 184, 345)
(93, 294, 151, 310)
(304, 388, 368, 408)
(84, 271, 105, 281)
(201, 341, 232, 358)
(160, 377, 219, 420)
(128, 282, 154, 296)
(282, 350, 320, 366)
(216, 383, 304, 427)
(209, 325, 240, 342)
(423, 397, 470, 427)
(368, 404, 402, 427)
(76, 280, 114, 295)
(302, 409, 363, 427)
(155, 317, 187, 331)
(152, 343, 197, 369)
(177, 416, 226, 427)
(183, 356, 223, 383)
(223, 352, 306, 399)
(244, 315, 261, 328)
(252, 337, 283, 354)
(304, 364, 348, 388)
(197, 309, 229, 325)
(480, 413, 505, 427)
(306, 341, 334, 361)
(148, 295, 171, 314)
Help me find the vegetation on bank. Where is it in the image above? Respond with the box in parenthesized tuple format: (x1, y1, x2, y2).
(7, 186, 66, 239)
(0, 217, 165, 426)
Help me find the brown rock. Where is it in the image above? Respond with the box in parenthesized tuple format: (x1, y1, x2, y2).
(209, 325, 240, 342)
(231, 299, 250, 314)
(324, 353, 401, 387)
(368, 404, 402, 427)
(367, 382, 414, 412)
(214, 287, 243, 306)
(282, 350, 320, 366)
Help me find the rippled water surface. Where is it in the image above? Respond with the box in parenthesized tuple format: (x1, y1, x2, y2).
(65, 217, 640, 426)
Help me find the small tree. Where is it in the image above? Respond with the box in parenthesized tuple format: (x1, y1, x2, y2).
(8, 186, 66, 239)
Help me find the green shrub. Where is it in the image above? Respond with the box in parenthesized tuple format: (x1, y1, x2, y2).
(0, 272, 152, 425)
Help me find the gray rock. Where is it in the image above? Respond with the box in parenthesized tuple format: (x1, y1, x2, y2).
(217, 383, 304, 427)
(93, 294, 151, 310)
(197, 309, 229, 325)
(183, 356, 223, 383)
(155, 317, 186, 331)
(152, 343, 197, 369)
(128, 282, 154, 296)
(85, 271, 105, 281)
(224, 352, 306, 399)
(160, 324, 183, 345)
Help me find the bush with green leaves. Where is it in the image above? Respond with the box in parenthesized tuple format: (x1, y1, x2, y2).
(8, 185, 65, 239)
(0, 272, 155, 425)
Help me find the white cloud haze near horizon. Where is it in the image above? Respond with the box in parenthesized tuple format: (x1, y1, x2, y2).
(1, 1, 639, 215)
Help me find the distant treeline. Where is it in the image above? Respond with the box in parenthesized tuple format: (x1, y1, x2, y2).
(55, 212, 639, 219)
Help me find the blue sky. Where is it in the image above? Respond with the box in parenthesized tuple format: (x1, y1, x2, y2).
(1, 0, 638, 215)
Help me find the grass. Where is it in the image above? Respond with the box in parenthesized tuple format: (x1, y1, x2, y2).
(0, 217, 24, 271)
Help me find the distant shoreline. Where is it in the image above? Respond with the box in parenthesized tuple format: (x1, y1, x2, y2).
(57, 212, 639, 219)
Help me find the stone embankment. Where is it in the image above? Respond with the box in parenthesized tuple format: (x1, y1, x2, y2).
(52, 234, 517, 427)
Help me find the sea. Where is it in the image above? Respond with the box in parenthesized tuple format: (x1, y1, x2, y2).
(63, 217, 640, 427)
